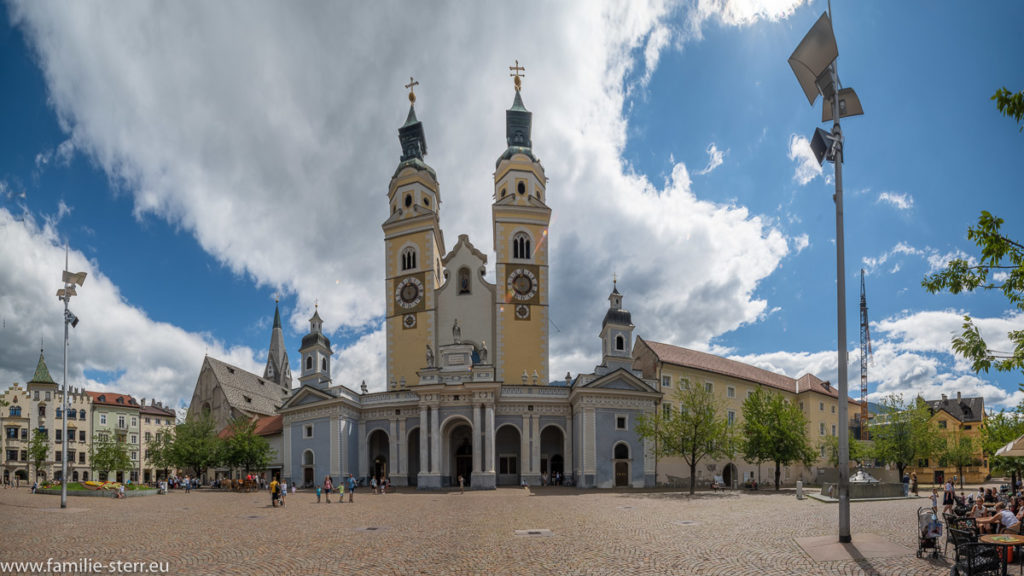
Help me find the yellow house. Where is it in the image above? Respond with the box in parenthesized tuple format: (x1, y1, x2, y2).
(909, 392, 988, 485)
(632, 338, 860, 488)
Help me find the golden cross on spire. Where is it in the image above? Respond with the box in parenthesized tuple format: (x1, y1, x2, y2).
(405, 76, 420, 104)
(509, 60, 525, 92)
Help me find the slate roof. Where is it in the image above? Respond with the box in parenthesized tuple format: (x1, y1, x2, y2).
(642, 339, 857, 402)
(205, 357, 287, 417)
(926, 395, 985, 423)
(140, 403, 176, 418)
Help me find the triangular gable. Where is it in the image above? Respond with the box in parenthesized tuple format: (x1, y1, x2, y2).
(279, 385, 334, 410)
(578, 368, 660, 394)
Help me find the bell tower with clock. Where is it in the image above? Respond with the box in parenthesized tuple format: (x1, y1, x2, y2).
(383, 79, 445, 390)
(492, 62, 551, 386)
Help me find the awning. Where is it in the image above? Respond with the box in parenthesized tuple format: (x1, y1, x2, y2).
(995, 434, 1024, 457)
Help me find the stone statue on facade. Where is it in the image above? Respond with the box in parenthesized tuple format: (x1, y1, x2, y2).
(426, 344, 434, 368)
(452, 318, 462, 344)
(360, 380, 368, 394)
(479, 340, 488, 363)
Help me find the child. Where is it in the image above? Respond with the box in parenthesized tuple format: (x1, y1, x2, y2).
(339, 482, 345, 503)
(316, 485, 322, 503)
(930, 488, 938, 512)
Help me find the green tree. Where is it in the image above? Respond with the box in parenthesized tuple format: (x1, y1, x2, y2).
(993, 87, 1024, 132)
(981, 408, 1024, 481)
(89, 435, 132, 480)
(27, 428, 50, 480)
(146, 429, 175, 481)
(221, 417, 272, 476)
(922, 212, 1024, 382)
(740, 387, 816, 491)
(940, 430, 978, 490)
(869, 393, 941, 481)
(169, 414, 222, 480)
(820, 434, 869, 469)
(635, 384, 737, 495)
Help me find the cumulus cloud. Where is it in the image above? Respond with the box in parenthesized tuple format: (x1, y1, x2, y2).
(877, 191, 914, 211)
(0, 207, 261, 405)
(787, 134, 822, 185)
(862, 242, 922, 275)
(696, 142, 726, 175)
(3, 0, 818, 399)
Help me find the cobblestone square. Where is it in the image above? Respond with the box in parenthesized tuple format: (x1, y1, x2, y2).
(0, 486, 956, 575)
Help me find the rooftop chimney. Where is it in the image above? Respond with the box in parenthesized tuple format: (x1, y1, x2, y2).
(941, 393, 948, 402)
(957, 391, 962, 402)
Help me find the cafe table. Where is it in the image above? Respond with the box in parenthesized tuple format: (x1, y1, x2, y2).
(980, 533, 1024, 576)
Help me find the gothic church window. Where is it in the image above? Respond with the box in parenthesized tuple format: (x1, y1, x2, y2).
(458, 267, 471, 295)
(512, 232, 531, 260)
(401, 247, 417, 271)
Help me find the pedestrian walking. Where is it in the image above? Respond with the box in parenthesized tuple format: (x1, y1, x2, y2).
(324, 476, 333, 503)
(458, 474, 464, 494)
(371, 476, 377, 495)
(339, 481, 345, 503)
(348, 473, 356, 502)
(316, 485, 322, 503)
(185, 475, 191, 494)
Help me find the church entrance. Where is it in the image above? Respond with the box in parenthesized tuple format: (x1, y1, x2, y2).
(407, 428, 420, 486)
(539, 426, 564, 484)
(302, 449, 315, 487)
(448, 423, 473, 487)
(614, 443, 630, 487)
(367, 429, 390, 484)
(495, 425, 521, 486)
(723, 462, 737, 489)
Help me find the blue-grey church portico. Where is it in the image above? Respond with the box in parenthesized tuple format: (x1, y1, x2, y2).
(276, 280, 660, 490)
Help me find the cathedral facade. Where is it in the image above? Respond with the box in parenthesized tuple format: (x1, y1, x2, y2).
(272, 78, 661, 489)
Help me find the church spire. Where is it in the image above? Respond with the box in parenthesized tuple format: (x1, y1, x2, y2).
(505, 60, 533, 153)
(398, 76, 428, 162)
(264, 300, 292, 391)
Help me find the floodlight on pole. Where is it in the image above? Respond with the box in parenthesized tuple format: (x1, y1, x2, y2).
(789, 9, 863, 545)
(57, 245, 86, 509)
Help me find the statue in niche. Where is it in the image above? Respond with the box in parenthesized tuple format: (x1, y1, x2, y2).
(426, 344, 434, 368)
(479, 340, 488, 364)
(452, 318, 462, 344)
(360, 380, 368, 394)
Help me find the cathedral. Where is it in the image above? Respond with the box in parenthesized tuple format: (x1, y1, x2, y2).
(189, 71, 663, 489)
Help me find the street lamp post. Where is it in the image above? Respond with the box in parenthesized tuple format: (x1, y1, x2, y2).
(56, 246, 86, 509)
(789, 10, 863, 544)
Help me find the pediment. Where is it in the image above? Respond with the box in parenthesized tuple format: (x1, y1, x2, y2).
(577, 368, 660, 395)
(280, 386, 333, 410)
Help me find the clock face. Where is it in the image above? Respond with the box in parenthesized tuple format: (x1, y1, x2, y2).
(395, 277, 424, 309)
(515, 304, 530, 320)
(507, 268, 538, 301)
(402, 314, 416, 328)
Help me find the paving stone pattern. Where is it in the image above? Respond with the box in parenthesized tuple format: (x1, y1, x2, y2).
(0, 487, 954, 575)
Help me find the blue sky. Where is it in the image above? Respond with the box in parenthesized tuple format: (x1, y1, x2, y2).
(1, 1, 1022, 413)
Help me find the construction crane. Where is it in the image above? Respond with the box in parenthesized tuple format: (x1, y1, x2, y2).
(859, 269, 873, 440)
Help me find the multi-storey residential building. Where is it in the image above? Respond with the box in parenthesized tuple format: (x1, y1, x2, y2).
(633, 339, 861, 488)
(909, 392, 988, 484)
(139, 399, 177, 483)
(1, 350, 93, 483)
(87, 391, 141, 482)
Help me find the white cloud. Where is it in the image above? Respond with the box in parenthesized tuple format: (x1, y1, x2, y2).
(787, 134, 822, 185)
(862, 241, 923, 275)
(927, 249, 973, 274)
(0, 207, 260, 405)
(696, 142, 726, 175)
(877, 191, 914, 211)
(791, 233, 809, 254)
(4, 0, 813, 397)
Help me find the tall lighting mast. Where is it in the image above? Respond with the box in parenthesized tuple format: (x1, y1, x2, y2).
(859, 269, 872, 440)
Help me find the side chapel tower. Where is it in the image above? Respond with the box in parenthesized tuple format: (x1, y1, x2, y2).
(383, 79, 445, 390)
(493, 63, 551, 386)
(297, 306, 332, 389)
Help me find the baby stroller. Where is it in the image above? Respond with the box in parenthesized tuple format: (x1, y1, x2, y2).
(916, 507, 942, 559)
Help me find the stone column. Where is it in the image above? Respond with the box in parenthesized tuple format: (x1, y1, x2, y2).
(531, 413, 541, 477)
(282, 421, 292, 484)
(472, 403, 482, 474)
(431, 404, 441, 474)
(486, 404, 495, 473)
(397, 418, 406, 477)
(339, 418, 348, 477)
(521, 414, 530, 474)
(389, 417, 399, 479)
(358, 420, 368, 479)
(564, 411, 573, 481)
(584, 408, 596, 484)
(419, 405, 428, 475)
(330, 416, 341, 478)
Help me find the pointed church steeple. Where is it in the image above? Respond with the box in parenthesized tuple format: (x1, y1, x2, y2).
(398, 77, 428, 163)
(498, 61, 537, 165)
(263, 300, 292, 392)
(29, 347, 57, 386)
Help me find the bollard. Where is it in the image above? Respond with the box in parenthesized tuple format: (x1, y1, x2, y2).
(796, 480, 804, 500)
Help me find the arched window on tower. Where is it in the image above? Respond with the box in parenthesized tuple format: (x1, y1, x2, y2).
(401, 247, 417, 271)
(615, 335, 625, 351)
(512, 232, 531, 260)
(321, 358, 327, 371)
(306, 356, 313, 370)
(458, 267, 471, 295)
